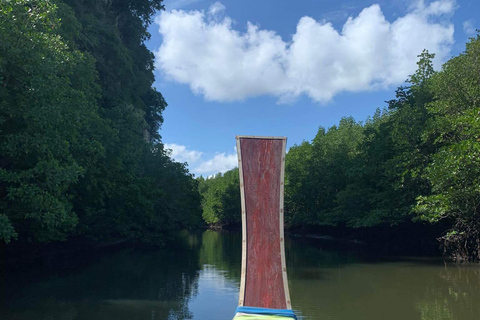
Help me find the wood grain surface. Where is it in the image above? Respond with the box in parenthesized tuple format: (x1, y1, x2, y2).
(239, 138, 286, 309)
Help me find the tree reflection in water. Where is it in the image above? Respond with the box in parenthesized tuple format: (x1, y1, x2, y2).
(2, 231, 480, 320)
(1, 233, 203, 320)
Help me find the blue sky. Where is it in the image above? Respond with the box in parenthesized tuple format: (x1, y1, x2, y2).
(146, 0, 478, 177)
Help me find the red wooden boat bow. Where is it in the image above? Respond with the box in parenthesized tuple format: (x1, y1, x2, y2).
(234, 136, 295, 319)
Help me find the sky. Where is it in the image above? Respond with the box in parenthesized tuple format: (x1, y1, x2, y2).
(146, 0, 479, 178)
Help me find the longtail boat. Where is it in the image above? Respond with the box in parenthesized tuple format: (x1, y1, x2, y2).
(233, 136, 297, 320)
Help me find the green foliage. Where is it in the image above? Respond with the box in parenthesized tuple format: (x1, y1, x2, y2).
(414, 35, 480, 261)
(357, 50, 438, 227)
(0, 214, 17, 243)
(285, 117, 367, 227)
(0, 0, 202, 245)
(332, 109, 401, 227)
(0, 0, 103, 242)
(284, 42, 480, 260)
(61, 0, 202, 243)
(284, 51, 437, 230)
(284, 140, 313, 225)
(198, 169, 241, 226)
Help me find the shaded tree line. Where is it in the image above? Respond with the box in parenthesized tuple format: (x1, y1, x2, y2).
(197, 169, 241, 226)
(0, 0, 202, 245)
(198, 36, 480, 261)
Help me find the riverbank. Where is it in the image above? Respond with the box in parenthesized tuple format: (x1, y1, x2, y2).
(207, 221, 448, 257)
(287, 221, 449, 256)
(0, 236, 149, 268)
(1, 219, 449, 270)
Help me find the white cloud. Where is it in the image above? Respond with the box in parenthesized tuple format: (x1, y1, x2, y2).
(154, 1, 455, 103)
(208, 1, 225, 18)
(417, 0, 455, 15)
(193, 149, 237, 176)
(463, 20, 476, 35)
(165, 143, 202, 163)
(165, 143, 237, 177)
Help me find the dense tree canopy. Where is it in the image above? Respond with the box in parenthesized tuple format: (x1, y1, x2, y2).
(414, 36, 480, 261)
(198, 169, 241, 226)
(0, 0, 103, 242)
(1, 0, 202, 245)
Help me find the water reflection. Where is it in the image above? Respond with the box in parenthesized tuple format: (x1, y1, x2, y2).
(1, 231, 480, 320)
(187, 230, 241, 320)
(416, 265, 480, 320)
(1, 234, 203, 320)
(286, 237, 480, 320)
(199, 230, 242, 282)
(188, 265, 238, 320)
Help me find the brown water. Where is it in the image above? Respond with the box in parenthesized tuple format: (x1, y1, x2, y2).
(1, 230, 480, 320)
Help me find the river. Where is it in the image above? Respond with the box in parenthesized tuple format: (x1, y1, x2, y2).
(2, 230, 480, 320)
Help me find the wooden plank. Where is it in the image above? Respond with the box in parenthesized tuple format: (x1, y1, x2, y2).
(236, 136, 290, 310)
(279, 138, 292, 309)
(236, 137, 247, 306)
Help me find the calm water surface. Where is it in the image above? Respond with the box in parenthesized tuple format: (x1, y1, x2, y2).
(2, 230, 480, 320)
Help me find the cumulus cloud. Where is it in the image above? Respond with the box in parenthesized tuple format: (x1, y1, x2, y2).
(193, 149, 237, 176)
(154, 0, 455, 102)
(165, 143, 202, 163)
(165, 143, 237, 176)
(208, 1, 225, 17)
(463, 20, 476, 35)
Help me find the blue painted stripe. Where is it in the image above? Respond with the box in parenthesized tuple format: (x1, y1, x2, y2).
(235, 307, 297, 319)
